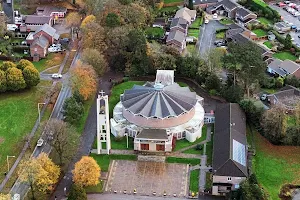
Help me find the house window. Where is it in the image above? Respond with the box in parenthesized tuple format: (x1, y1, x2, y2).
(156, 144, 165, 151)
(227, 177, 232, 181)
(34, 48, 37, 52)
(140, 144, 149, 150)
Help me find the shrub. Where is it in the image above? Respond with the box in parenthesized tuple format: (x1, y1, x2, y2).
(22, 66, 40, 88)
(215, 28, 228, 33)
(285, 75, 300, 88)
(123, 77, 129, 82)
(0, 69, 7, 92)
(17, 59, 34, 70)
(6, 67, 26, 91)
(205, 74, 221, 91)
(259, 76, 275, 89)
(67, 184, 87, 200)
(209, 89, 217, 96)
(275, 77, 284, 88)
(63, 96, 84, 124)
(195, 144, 203, 151)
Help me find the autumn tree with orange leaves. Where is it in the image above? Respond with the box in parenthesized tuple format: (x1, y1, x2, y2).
(72, 156, 101, 187)
(70, 60, 97, 100)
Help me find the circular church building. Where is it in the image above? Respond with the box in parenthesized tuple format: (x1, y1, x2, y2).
(110, 70, 205, 152)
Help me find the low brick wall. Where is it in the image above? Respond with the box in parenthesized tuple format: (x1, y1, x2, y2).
(138, 155, 166, 162)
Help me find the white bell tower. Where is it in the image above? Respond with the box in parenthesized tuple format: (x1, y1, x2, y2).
(96, 90, 111, 154)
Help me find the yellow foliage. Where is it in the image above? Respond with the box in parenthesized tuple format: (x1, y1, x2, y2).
(72, 156, 101, 187)
(66, 12, 81, 28)
(81, 15, 96, 29)
(156, 1, 164, 9)
(0, 193, 11, 200)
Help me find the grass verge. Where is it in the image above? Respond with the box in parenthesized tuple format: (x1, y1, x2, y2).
(91, 154, 137, 172)
(85, 182, 103, 193)
(205, 172, 212, 190)
(190, 170, 199, 192)
(166, 157, 200, 166)
(190, 17, 203, 29)
(219, 18, 234, 25)
(188, 29, 200, 38)
(216, 32, 225, 39)
(33, 53, 65, 72)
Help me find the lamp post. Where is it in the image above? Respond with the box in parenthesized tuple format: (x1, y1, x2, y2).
(7, 155, 15, 173)
(38, 103, 46, 123)
(124, 133, 128, 149)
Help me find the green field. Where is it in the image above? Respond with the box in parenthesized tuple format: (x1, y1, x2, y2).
(263, 41, 273, 49)
(166, 157, 200, 166)
(145, 27, 165, 38)
(174, 126, 207, 151)
(164, 0, 183, 3)
(253, 29, 268, 37)
(91, 154, 137, 172)
(0, 81, 52, 177)
(258, 17, 273, 25)
(190, 17, 203, 29)
(273, 52, 297, 61)
(188, 29, 200, 38)
(190, 170, 199, 192)
(252, 131, 300, 199)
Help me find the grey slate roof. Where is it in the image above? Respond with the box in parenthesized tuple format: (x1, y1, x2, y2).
(32, 35, 49, 48)
(268, 59, 300, 76)
(24, 15, 51, 24)
(121, 83, 197, 119)
(236, 7, 252, 18)
(170, 17, 188, 30)
(213, 0, 239, 11)
(193, 0, 219, 4)
(213, 103, 248, 177)
(136, 129, 168, 140)
(36, 6, 67, 16)
(166, 30, 186, 44)
(35, 24, 59, 40)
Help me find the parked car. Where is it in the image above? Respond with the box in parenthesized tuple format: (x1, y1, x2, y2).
(213, 13, 218, 19)
(52, 73, 62, 79)
(284, 1, 291, 4)
(216, 42, 227, 47)
(24, 50, 29, 55)
(37, 139, 44, 147)
(294, 11, 300, 16)
(21, 41, 27, 45)
(260, 94, 267, 101)
(205, 19, 209, 24)
(214, 40, 223, 45)
(7, 24, 18, 31)
(277, 2, 286, 7)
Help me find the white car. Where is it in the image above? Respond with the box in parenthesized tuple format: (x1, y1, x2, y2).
(294, 11, 300, 16)
(37, 139, 44, 147)
(260, 94, 267, 101)
(213, 13, 218, 19)
(205, 19, 209, 24)
(52, 73, 62, 79)
(7, 24, 18, 31)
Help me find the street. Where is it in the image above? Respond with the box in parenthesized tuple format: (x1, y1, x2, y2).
(1, 0, 13, 23)
(198, 20, 226, 55)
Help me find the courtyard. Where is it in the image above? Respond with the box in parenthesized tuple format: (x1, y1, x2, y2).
(106, 160, 189, 197)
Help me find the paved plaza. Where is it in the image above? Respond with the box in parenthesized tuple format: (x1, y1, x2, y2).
(106, 160, 189, 198)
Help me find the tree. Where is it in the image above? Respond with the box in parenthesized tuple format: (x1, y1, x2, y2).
(221, 85, 244, 103)
(17, 59, 35, 70)
(261, 105, 287, 144)
(63, 96, 84, 124)
(121, 3, 150, 28)
(106, 13, 121, 27)
(66, 12, 81, 28)
(82, 22, 107, 53)
(188, 0, 194, 9)
(72, 156, 101, 187)
(70, 61, 97, 100)
(23, 66, 40, 88)
(285, 75, 300, 88)
(285, 126, 300, 146)
(80, 15, 96, 30)
(0, 69, 7, 92)
(239, 99, 264, 128)
(0, 193, 11, 200)
(205, 73, 221, 91)
(6, 67, 26, 91)
(45, 119, 79, 165)
(0, 61, 16, 71)
(0, 14, 8, 37)
(67, 184, 87, 200)
(284, 34, 292, 49)
(81, 48, 107, 76)
(204, 48, 226, 73)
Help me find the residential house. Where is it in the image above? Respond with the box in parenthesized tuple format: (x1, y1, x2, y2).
(267, 59, 300, 78)
(166, 30, 186, 53)
(274, 22, 291, 33)
(190, 0, 219, 9)
(235, 7, 257, 26)
(20, 15, 53, 32)
(170, 17, 189, 35)
(206, 0, 239, 19)
(212, 103, 248, 196)
(174, 7, 196, 24)
(26, 24, 60, 59)
(267, 85, 300, 110)
(152, 18, 166, 28)
(36, 6, 67, 18)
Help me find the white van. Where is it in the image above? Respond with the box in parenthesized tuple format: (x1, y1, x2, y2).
(7, 24, 18, 31)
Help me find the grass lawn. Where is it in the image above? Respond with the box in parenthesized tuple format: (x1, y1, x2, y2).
(109, 81, 145, 116)
(164, 0, 183, 3)
(186, 44, 196, 54)
(145, 27, 165, 38)
(166, 157, 200, 166)
(76, 97, 94, 134)
(159, 6, 178, 12)
(174, 126, 207, 151)
(273, 52, 297, 61)
(205, 172, 213, 190)
(0, 80, 52, 179)
(253, 29, 268, 37)
(216, 32, 225, 39)
(91, 154, 137, 172)
(263, 41, 273, 49)
(219, 18, 234, 25)
(33, 53, 65, 72)
(183, 146, 203, 154)
(258, 17, 273, 25)
(111, 134, 134, 149)
(253, 0, 268, 7)
(190, 17, 203, 29)
(252, 130, 300, 200)
(190, 170, 199, 192)
(85, 182, 103, 193)
(188, 29, 200, 38)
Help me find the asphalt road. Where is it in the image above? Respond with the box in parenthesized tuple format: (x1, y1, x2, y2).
(2, 0, 13, 23)
(87, 194, 225, 200)
(269, 3, 300, 44)
(198, 20, 226, 55)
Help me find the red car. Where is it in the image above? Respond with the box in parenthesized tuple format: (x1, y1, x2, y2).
(278, 2, 286, 7)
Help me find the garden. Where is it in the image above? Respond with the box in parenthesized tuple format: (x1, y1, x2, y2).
(219, 18, 234, 25)
(273, 51, 297, 61)
(189, 17, 203, 29)
(263, 41, 273, 49)
(188, 29, 200, 38)
(145, 27, 165, 39)
(252, 29, 268, 37)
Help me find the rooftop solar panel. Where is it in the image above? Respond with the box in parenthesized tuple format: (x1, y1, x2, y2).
(232, 139, 246, 166)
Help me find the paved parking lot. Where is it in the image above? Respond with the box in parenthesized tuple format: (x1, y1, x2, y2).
(106, 160, 189, 198)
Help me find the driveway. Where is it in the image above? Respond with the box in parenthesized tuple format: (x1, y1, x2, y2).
(53, 19, 71, 35)
(269, 3, 300, 44)
(198, 20, 226, 55)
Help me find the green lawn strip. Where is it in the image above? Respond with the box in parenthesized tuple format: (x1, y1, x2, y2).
(258, 17, 273, 25)
(111, 134, 134, 149)
(75, 97, 94, 134)
(174, 125, 207, 151)
(205, 172, 212, 190)
(159, 6, 178, 12)
(253, 29, 267, 37)
(219, 18, 234, 25)
(145, 27, 165, 38)
(164, 0, 183, 3)
(216, 32, 225, 39)
(109, 81, 145, 116)
(183, 147, 203, 155)
(188, 29, 200, 38)
(189, 170, 199, 192)
(273, 52, 297, 61)
(190, 17, 203, 29)
(206, 133, 213, 166)
(85, 182, 103, 193)
(261, 88, 279, 94)
(253, 0, 268, 7)
(166, 157, 200, 166)
(0, 80, 52, 177)
(91, 154, 137, 172)
(263, 41, 273, 49)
